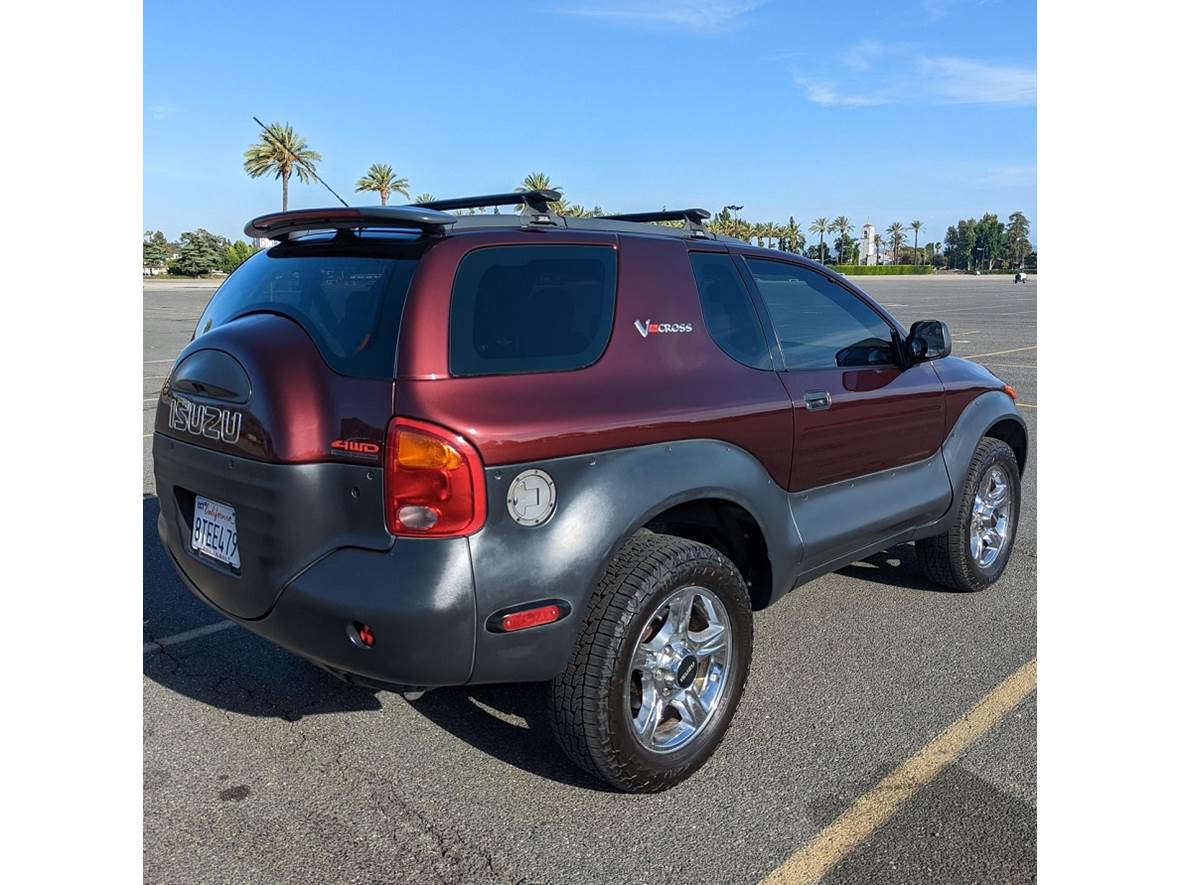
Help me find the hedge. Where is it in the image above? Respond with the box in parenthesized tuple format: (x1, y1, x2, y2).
(831, 265, 935, 275)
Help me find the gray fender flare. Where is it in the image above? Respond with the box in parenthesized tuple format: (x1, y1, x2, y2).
(466, 439, 799, 684)
(919, 390, 1027, 539)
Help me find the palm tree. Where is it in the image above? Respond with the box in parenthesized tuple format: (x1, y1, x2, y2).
(784, 217, 804, 253)
(910, 220, 924, 264)
(354, 163, 410, 205)
(873, 232, 883, 264)
(830, 216, 852, 264)
(243, 122, 322, 212)
(412, 193, 436, 204)
(887, 222, 906, 264)
(809, 217, 830, 264)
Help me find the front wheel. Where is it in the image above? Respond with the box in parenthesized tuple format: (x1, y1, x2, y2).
(916, 437, 1021, 591)
(548, 532, 753, 792)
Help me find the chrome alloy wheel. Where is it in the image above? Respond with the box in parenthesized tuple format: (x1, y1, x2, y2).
(628, 585, 733, 754)
(970, 466, 1012, 568)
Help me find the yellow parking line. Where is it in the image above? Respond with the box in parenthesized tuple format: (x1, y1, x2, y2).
(760, 659, 1037, 885)
(964, 345, 1037, 359)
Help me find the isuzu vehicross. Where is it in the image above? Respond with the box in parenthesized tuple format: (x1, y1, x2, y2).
(153, 190, 1027, 792)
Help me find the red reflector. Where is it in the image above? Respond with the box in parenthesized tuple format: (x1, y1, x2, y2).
(1002, 383, 1018, 400)
(357, 624, 375, 647)
(500, 604, 562, 633)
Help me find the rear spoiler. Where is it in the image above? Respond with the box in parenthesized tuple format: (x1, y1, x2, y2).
(245, 206, 456, 240)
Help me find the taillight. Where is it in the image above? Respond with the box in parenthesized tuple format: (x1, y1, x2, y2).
(385, 417, 487, 537)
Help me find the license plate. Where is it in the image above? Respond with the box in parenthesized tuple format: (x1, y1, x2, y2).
(191, 496, 240, 568)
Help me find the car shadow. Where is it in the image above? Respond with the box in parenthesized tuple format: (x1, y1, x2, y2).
(143, 495, 600, 787)
(836, 543, 959, 593)
(408, 684, 611, 791)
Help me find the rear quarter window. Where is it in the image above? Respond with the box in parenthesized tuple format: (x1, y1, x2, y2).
(448, 245, 617, 377)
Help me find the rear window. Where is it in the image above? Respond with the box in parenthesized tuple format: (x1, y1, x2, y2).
(448, 245, 617, 377)
(194, 250, 419, 379)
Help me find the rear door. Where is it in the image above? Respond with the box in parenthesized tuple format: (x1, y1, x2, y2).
(739, 256, 946, 491)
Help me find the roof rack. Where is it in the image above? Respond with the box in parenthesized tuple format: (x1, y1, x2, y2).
(415, 189, 562, 223)
(600, 208, 711, 237)
(245, 206, 455, 240)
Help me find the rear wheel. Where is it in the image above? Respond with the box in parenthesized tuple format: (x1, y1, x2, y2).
(916, 437, 1021, 592)
(548, 532, 753, 792)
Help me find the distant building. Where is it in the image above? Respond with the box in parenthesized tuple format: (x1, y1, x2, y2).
(860, 223, 878, 265)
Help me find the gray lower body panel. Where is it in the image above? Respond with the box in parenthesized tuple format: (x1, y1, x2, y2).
(790, 452, 953, 579)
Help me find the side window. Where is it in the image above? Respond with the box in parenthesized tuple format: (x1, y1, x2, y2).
(744, 258, 897, 371)
(689, 252, 772, 370)
(449, 245, 617, 377)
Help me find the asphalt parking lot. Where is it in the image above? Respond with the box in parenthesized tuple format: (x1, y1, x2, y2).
(143, 273, 1036, 884)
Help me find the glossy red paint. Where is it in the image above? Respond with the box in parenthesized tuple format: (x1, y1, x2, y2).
(156, 313, 391, 464)
(932, 356, 1007, 436)
(778, 363, 946, 490)
(156, 226, 996, 498)
(394, 231, 797, 488)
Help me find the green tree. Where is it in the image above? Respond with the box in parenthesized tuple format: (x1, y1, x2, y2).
(243, 122, 322, 211)
(976, 213, 1006, 270)
(910, 220, 924, 264)
(783, 217, 804, 253)
(143, 230, 170, 271)
(412, 193, 436, 204)
(830, 216, 853, 263)
(886, 222, 906, 264)
(1006, 211, 1031, 267)
(562, 204, 604, 217)
(943, 219, 978, 270)
(170, 229, 229, 277)
(832, 232, 859, 265)
(809, 217, 830, 264)
(222, 240, 260, 273)
(355, 163, 410, 205)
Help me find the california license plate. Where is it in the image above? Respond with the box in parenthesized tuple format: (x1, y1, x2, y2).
(191, 496, 240, 568)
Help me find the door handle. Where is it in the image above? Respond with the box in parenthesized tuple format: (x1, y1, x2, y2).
(803, 391, 832, 411)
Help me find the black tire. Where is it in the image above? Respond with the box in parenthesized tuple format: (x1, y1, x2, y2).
(916, 437, 1021, 592)
(548, 532, 753, 793)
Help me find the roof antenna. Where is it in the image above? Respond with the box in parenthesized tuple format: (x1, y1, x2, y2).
(252, 116, 350, 208)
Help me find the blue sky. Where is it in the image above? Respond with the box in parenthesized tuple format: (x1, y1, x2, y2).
(144, 0, 1036, 247)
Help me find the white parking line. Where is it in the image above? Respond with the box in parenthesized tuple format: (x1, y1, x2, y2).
(964, 345, 1037, 359)
(144, 358, 175, 365)
(144, 620, 235, 654)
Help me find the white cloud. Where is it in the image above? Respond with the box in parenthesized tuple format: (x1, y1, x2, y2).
(839, 39, 885, 72)
(150, 103, 180, 121)
(558, 0, 763, 30)
(792, 43, 1036, 108)
(920, 56, 1037, 105)
(792, 75, 890, 107)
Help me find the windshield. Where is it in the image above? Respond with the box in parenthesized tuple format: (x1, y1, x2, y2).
(194, 249, 419, 379)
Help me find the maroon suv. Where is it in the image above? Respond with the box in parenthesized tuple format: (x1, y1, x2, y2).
(153, 190, 1027, 792)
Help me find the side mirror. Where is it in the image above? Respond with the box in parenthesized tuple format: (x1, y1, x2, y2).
(907, 320, 952, 362)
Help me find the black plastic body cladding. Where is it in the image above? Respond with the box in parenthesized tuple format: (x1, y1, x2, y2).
(914, 390, 1027, 540)
(467, 439, 800, 684)
(153, 435, 389, 619)
(790, 451, 952, 575)
(163, 540, 478, 688)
